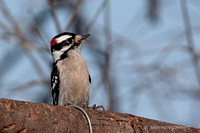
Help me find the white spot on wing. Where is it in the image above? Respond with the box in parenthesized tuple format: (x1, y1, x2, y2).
(52, 83, 56, 89)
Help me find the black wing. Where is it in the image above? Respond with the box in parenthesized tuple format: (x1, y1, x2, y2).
(51, 65, 60, 105)
(89, 74, 92, 84)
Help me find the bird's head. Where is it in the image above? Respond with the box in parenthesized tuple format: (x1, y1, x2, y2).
(50, 32, 90, 62)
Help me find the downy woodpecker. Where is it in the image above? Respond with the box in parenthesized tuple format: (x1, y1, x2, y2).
(50, 32, 91, 108)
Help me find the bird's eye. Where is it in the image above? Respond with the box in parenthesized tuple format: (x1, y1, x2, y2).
(66, 38, 73, 43)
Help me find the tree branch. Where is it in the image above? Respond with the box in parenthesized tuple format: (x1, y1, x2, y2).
(0, 99, 199, 133)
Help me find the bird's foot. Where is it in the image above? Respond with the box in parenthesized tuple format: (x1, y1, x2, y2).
(88, 104, 105, 111)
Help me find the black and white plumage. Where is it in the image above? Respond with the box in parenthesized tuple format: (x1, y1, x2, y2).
(51, 64, 60, 105)
(50, 32, 91, 108)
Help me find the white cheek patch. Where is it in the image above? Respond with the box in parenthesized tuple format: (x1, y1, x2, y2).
(53, 45, 71, 62)
(53, 51, 63, 61)
(56, 35, 72, 43)
(61, 45, 71, 52)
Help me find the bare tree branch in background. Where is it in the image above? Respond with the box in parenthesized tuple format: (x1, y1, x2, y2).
(0, 0, 51, 102)
(147, 0, 159, 22)
(48, 0, 62, 33)
(103, 1, 115, 111)
(65, 0, 83, 30)
(85, 0, 108, 33)
(180, 0, 200, 86)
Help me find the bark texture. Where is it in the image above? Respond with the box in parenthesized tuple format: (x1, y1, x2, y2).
(0, 98, 199, 133)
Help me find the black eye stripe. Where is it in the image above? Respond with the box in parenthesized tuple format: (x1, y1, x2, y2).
(51, 36, 75, 52)
(67, 38, 73, 43)
(51, 43, 62, 52)
(60, 38, 73, 46)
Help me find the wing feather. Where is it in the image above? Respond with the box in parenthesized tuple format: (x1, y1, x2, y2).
(89, 74, 91, 84)
(51, 65, 60, 105)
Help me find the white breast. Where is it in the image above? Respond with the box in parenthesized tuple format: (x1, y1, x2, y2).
(56, 51, 90, 107)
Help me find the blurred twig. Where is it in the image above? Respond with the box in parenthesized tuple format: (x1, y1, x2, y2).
(180, 0, 200, 85)
(65, 0, 83, 30)
(48, 0, 62, 33)
(7, 79, 49, 96)
(0, 0, 21, 34)
(85, 0, 108, 33)
(103, 1, 114, 111)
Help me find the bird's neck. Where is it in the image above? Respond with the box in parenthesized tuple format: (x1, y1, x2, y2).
(53, 49, 81, 63)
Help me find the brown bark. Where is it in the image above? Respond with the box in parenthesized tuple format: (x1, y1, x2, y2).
(0, 98, 199, 133)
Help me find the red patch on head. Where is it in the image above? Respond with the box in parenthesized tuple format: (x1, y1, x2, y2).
(50, 39, 57, 47)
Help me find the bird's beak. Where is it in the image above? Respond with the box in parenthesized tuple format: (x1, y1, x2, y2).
(81, 34, 90, 40)
(75, 34, 90, 43)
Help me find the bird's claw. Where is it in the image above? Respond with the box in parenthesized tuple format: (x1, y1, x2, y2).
(88, 104, 105, 111)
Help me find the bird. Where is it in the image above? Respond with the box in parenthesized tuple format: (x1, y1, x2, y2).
(50, 32, 91, 108)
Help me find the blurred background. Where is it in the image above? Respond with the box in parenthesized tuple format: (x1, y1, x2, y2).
(0, 0, 200, 128)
